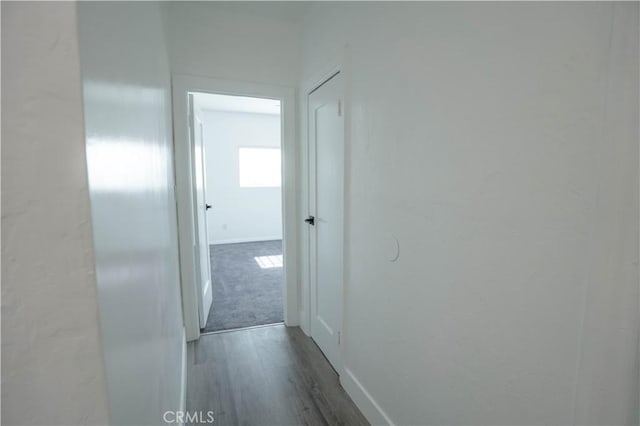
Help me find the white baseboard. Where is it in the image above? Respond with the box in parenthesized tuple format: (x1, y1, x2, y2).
(210, 236, 282, 245)
(341, 367, 394, 426)
(179, 327, 187, 423)
(299, 310, 310, 336)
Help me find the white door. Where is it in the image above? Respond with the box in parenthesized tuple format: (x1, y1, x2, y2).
(308, 72, 344, 372)
(189, 95, 213, 329)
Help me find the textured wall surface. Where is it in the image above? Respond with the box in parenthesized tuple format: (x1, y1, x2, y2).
(77, 2, 185, 424)
(1, 2, 110, 424)
(299, 3, 639, 425)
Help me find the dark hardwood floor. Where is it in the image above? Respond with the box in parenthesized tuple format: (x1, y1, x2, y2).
(186, 324, 369, 426)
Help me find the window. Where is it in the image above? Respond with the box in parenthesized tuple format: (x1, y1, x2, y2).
(239, 147, 281, 188)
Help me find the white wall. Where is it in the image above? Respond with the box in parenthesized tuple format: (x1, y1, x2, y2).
(1, 2, 110, 424)
(201, 110, 283, 245)
(77, 2, 185, 425)
(165, 1, 302, 325)
(165, 2, 302, 87)
(299, 3, 639, 425)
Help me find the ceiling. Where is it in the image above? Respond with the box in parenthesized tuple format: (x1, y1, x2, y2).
(192, 92, 281, 115)
(179, 1, 310, 24)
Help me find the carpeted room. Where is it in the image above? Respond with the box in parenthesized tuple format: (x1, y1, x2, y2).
(196, 92, 284, 333)
(203, 240, 283, 332)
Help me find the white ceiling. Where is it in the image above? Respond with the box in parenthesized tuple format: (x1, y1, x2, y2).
(200, 2, 310, 24)
(192, 92, 281, 115)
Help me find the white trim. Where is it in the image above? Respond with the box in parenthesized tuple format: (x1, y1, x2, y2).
(172, 74, 298, 342)
(179, 327, 187, 426)
(341, 368, 394, 426)
(210, 236, 282, 245)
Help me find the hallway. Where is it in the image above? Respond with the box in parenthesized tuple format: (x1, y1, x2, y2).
(4, 2, 639, 425)
(186, 325, 368, 425)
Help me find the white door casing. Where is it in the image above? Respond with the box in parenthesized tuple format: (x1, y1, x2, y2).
(308, 72, 344, 373)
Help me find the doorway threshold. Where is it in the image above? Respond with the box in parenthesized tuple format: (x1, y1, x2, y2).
(199, 321, 285, 336)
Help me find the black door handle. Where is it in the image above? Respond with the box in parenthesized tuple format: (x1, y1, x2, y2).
(304, 216, 315, 226)
(206, 204, 212, 210)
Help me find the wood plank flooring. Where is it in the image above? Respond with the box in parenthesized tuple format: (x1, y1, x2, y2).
(186, 324, 369, 426)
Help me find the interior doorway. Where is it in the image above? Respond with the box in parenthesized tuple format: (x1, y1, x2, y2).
(173, 75, 297, 342)
(192, 93, 284, 333)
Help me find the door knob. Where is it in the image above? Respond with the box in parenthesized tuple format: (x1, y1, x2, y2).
(206, 204, 212, 210)
(304, 216, 315, 226)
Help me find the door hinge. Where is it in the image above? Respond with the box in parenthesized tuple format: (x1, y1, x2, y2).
(338, 331, 341, 345)
(338, 100, 342, 117)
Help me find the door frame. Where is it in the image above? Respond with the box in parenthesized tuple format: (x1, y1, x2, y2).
(172, 74, 298, 342)
(300, 48, 349, 372)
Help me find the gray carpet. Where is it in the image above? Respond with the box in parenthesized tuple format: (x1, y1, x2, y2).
(202, 240, 283, 333)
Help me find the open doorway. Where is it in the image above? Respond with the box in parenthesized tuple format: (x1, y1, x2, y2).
(173, 75, 296, 342)
(192, 93, 284, 333)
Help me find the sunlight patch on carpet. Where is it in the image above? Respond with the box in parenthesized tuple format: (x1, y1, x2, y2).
(254, 255, 283, 269)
